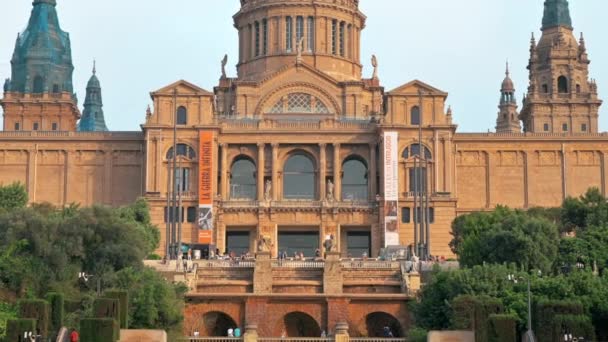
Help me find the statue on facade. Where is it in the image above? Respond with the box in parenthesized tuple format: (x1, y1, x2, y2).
(371, 55, 379, 80)
(296, 37, 305, 64)
(221, 54, 228, 79)
(323, 234, 335, 253)
(257, 235, 272, 252)
(3, 78, 10, 92)
(264, 179, 272, 201)
(326, 179, 334, 201)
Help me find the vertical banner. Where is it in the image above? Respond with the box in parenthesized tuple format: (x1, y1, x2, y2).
(383, 132, 399, 246)
(198, 131, 214, 244)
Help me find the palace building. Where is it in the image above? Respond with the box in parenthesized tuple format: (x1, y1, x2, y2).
(1, 0, 606, 336)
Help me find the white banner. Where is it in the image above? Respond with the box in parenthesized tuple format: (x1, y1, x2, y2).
(383, 132, 399, 246)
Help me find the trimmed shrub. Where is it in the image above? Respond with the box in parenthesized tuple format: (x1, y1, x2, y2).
(451, 295, 504, 342)
(18, 299, 49, 338)
(407, 327, 428, 342)
(535, 299, 591, 342)
(5, 318, 36, 342)
(45, 292, 64, 339)
(92, 298, 119, 321)
(63, 299, 81, 314)
(488, 314, 517, 342)
(104, 290, 129, 329)
(80, 318, 119, 342)
(452, 295, 478, 330)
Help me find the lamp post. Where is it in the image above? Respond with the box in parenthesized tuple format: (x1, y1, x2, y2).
(78, 272, 101, 296)
(508, 273, 537, 342)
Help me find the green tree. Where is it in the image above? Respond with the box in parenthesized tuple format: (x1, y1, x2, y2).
(0, 183, 28, 211)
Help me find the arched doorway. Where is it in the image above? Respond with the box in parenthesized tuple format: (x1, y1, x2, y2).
(201, 311, 238, 337)
(280, 312, 321, 337)
(365, 312, 403, 337)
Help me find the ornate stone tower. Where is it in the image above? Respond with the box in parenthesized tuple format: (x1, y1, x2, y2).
(78, 63, 108, 131)
(496, 63, 521, 133)
(234, 0, 366, 81)
(1, 0, 80, 131)
(519, 0, 602, 134)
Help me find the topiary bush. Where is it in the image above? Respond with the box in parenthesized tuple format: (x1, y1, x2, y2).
(488, 314, 517, 342)
(451, 295, 504, 342)
(536, 299, 590, 342)
(18, 299, 49, 338)
(80, 318, 119, 342)
(45, 292, 64, 339)
(104, 290, 128, 329)
(92, 298, 119, 321)
(5, 318, 36, 342)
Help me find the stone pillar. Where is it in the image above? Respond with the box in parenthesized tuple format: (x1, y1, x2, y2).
(335, 322, 350, 342)
(26, 149, 37, 203)
(254, 251, 272, 294)
(333, 143, 341, 201)
(408, 272, 421, 294)
(272, 143, 279, 200)
(257, 143, 265, 201)
(243, 324, 258, 342)
(323, 251, 342, 294)
(369, 143, 377, 201)
(327, 299, 350, 336)
(221, 143, 228, 200)
(319, 143, 327, 200)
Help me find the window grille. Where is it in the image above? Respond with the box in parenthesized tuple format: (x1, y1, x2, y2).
(255, 21, 260, 56)
(339, 22, 345, 56)
(262, 19, 268, 55)
(266, 93, 332, 114)
(331, 20, 337, 55)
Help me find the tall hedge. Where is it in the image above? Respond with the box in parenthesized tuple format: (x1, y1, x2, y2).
(451, 295, 504, 342)
(45, 292, 64, 339)
(92, 298, 119, 321)
(488, 314, 517, 342)
(80, 318, 119, 342)
(104, 290, 129, 329)
(535, 299, 591, 342)
(18, 299, 49, 338)
(5, 319, 36, 342)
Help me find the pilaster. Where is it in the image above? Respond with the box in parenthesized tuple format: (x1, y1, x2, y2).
(257, 143, 265, 201)
(369, 143, 377, 200)
(271, 143, 279, 200)
(333, 143, 341, 201)
(319, 143, 327, 200)
(221, 143, 228, 199)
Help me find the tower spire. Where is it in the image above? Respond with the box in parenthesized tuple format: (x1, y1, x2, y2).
(93, 60, 96, 75)
(496, 60, 521, 133)
(79, 63, 108, 131)
(542, 0, 572, 30)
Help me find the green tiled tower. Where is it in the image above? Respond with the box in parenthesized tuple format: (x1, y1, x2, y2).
(542, 0, 572, 30)
(79, 63, 108, 131)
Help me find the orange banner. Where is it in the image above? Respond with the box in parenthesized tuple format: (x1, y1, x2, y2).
(198, 131, 214, 244)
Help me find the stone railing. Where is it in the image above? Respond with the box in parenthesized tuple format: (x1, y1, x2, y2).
(258, 338, 334, 342)
(340, 260, 400, 269)
(179, 338, 243, 342)
(350, 339, 407, 342)
(272, 260, 325, 268)
(0, 131, 143, 139)
(196, 260, 256, 268)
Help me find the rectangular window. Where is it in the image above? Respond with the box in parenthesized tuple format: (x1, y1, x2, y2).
(562, 123, 568, 132)
(331, 20, 337, 55)
(408, 167, 427, 193)
(581, 123, 587, 132)
(286, 17, 293, 52)
(14, 123, 20, 131)
(307, 17, 315, 52)
(401, 208, 411, 223)
(347, 231, 371, 258)
(164, 206, 184, 223)
(543, 123, 550, 132)
(187, 207, 197, 223)
(278, 231, 319, 258)
(262, 19, 268, 55)
(226, 231, 251, 256)
(51, 123, 58, 131)
(296, 16, 304, 45)
(176, 167, 190, 192)
(33, 122, 39, 131)
(339, 22, 345, 56)
(414, 207, 435, 224)
(254, 21, 260, 57)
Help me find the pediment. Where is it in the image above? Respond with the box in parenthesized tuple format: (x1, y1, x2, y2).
(257, 62, 340, 88)
(151, 79, 213, 97)
(387, 79, 448, 97)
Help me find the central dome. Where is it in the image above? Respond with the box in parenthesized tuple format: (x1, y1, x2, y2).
(233, 0, 366, 82)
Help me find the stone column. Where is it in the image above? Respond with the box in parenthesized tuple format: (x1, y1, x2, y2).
(335, 322, 350, 342)
(272, 143, 279, 200)
(319, 143, 327, 200)
(369, 143, 377, 201)
(333, 143, 341, 201)
(323, 251, 342, 294)
(221, 143, 228, 200)
(257, 143, 265, 201)
(253, 251, 272, 294)
(243, 324, 258, 342)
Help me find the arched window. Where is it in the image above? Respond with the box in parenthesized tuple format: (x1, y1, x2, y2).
(339, 22, 346, 57)
(262, 19, 268, 55)
(177, 106, 187, 125)
(558, 76, 569, 93)
(286, 17, 293, 52)
(166, 143, 196, 160)
(331, 20, 338, 55)
(230, 157, 257, 200)
(342, 157, 368, 201)
(576, 84, 581, 93)
(283, 154, 316, 199)
(402, 144, 432, 160)
(296, 16, 304, 44)
(267, 93, 331, 114)
(33, 76, 44, 94)
(307, 17, 315, 52)
(52, 84, 60, 93)
(542, 84, 549, 93)
(411, 106, 421, 125)
(254, 21, 260, 57)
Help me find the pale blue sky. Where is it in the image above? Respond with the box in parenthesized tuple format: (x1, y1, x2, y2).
(1, 0, 607, 132)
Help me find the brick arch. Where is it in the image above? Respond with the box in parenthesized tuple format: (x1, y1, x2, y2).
(348, 301, 410, 337)
(254, 82, 341, 116)
(275, 311, 322, 337)
(364, 311, 404, 337)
